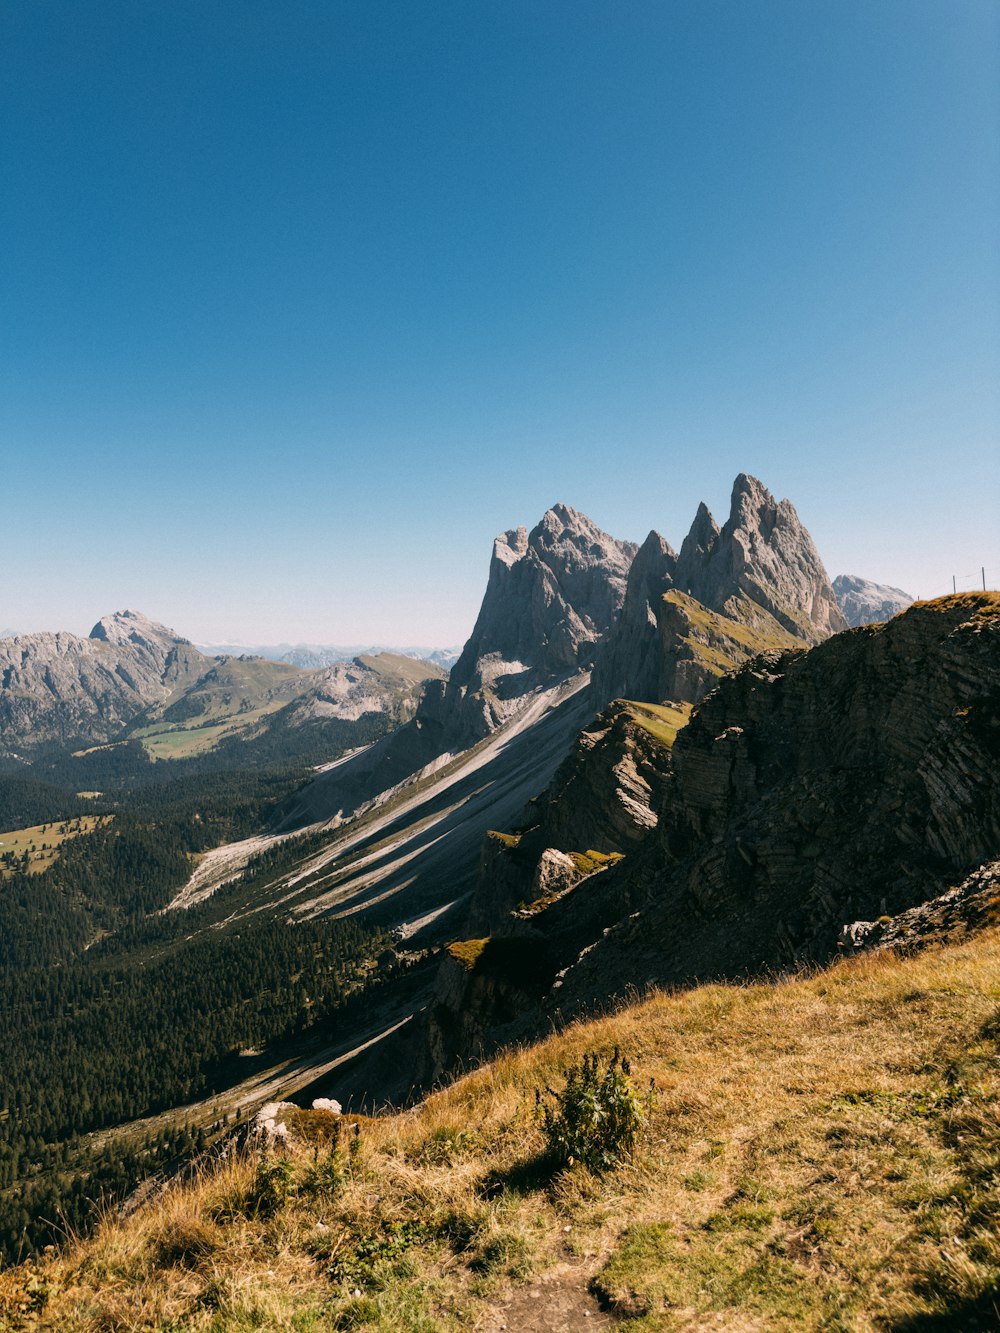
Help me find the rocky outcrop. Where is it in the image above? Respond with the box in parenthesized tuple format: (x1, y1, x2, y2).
(591, 531, 676, 704)
(657, 591, 802, 703)
(833, 574, 914, 627)
(423, 698, 683, 1074)
(519, 700, 680, 855)
(427, 594, 1000, 1073)
(838, 858, 1000, 957)
(557, 592, 1000, 1006)
(593, 475, 846, 709)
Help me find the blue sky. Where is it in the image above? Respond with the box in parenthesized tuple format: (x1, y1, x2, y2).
(2, 1, 998, 644)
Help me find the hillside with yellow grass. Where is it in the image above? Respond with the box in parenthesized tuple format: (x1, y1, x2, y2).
(2, 918, 998, 1332)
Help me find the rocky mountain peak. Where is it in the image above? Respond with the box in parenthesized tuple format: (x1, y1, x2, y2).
(492, 526, 529, 569)
(435, 505, 637, 742)
(594, 474, 846, 710)
(89, 609, 185, 645)
(677, 500, 721, 568)
(678, 474, 846, 643)
(591, 529, 677, 704)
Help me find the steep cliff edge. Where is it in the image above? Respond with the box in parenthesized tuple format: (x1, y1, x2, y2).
(563, 591, 1000, 1005)
(429, 594, 1000, 1074)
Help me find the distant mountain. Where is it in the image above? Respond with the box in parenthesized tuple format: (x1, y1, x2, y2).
(0, 611, 209, 750)
(195, 641, 461, 671)
(0, 611, 445, 761)
(0, 629, 17, 639)
(833, 573, 914, 627)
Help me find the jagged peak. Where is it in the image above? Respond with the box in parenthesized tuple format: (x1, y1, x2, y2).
(724, 473, 806, 542)
(679, 500, 720, 565)
(532, 502, 615, 547)
(492, 525, 529, 569)
(636, 529, 676, 561)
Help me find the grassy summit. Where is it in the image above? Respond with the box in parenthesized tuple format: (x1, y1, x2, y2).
(2, 924, 997, 1331)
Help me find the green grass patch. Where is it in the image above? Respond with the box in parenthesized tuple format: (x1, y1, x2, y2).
(446, 937, 489, 970)
(622, 700, 691, 748)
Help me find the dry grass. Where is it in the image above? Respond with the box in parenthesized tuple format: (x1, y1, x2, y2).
(0, 815, 110, 878)
(2, 929, 999, 1330)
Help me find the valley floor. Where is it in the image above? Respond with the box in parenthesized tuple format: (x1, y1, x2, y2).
(3, 924, 998, 1331)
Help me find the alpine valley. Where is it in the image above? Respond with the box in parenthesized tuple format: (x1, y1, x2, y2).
(1, 476, 997, 1333)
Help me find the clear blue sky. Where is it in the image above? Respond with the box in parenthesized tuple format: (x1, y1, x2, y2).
(2, 1, 998, 644)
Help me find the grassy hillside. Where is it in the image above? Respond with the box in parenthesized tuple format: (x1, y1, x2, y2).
(0, 814, 109, 878)
(3, 927, 997, 1330)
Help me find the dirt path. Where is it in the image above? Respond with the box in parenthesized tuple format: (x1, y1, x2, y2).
(487, 1260, 614, 1331)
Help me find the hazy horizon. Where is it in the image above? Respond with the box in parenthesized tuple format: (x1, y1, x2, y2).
(4, 2, 998, 643)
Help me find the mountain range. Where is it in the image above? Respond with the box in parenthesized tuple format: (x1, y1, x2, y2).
(0, 471, 996, 1326)
(0, 611, 445, 764)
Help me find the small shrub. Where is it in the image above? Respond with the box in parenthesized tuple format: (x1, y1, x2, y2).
(302, 1120, 345, 1199)
(212, 1153, 295, 1222)
(536, 1048, 653, 1173)
(411, 1123, 480, 1166)
(328, 1218, 430, 1289)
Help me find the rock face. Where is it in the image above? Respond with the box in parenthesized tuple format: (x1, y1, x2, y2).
(594, 475, 846, 708)
(444, 504, 636, 740)
(564, 592, 1000, 1004)
(462, 700, 679, 936)
(677, 474, 846, 641)
(838, 858, 1000, 957)
(0, 611, 207, 749)
(426, 593, 1000, 1074)
(833, 574, 914, 627)
(424, 699, 682, 1074)
(593, 531, 676, 704)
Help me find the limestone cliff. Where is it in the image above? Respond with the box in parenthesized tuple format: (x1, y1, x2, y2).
(444, 504, 636, 740)
(676, 473, 846, 642)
